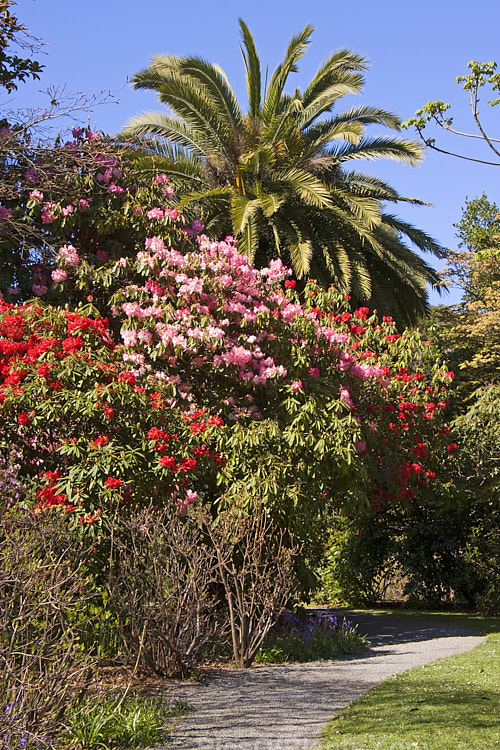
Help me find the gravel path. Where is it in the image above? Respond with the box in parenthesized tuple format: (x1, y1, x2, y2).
(162, 610, 484, 750)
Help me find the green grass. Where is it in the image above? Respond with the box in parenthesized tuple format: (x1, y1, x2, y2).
(63, 691, 190, 749)
(322, 610, 500, 750)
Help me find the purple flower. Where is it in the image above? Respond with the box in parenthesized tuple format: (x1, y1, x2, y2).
(24, 167, 40, 184)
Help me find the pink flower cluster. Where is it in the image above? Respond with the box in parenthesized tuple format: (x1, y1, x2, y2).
(57, 245, 79, 266)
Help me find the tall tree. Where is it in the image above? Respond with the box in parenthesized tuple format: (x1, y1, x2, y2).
(123, 21, 444, 324)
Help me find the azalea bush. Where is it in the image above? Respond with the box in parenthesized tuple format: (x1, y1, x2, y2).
(0, 147, 462, 642)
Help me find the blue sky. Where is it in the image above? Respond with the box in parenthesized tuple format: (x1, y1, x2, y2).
(11, 0, 500, 304)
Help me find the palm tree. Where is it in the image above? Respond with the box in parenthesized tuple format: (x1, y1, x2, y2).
(123, 20, 444, 323)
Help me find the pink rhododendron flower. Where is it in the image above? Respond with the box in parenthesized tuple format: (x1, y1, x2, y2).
(78, 199, 89, 212)
(51, 269, 68, 283)
(108, 183, 124, 195)
(41, 202, 56, 224)
(57, 245, 79, 266)
(155, 173, 170, 184)
(339, 386, 354, 409)
(29, 190, 43, 201)
(291, 380, 303, 392)
(121, 329, 138, 346)
(147, 208, 164, 220)
(62, 204, 74, 217)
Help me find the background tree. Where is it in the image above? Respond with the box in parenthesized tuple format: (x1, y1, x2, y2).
(429, 193, 500, 398)
(0, 0, 43, 94)
(123, 20, 444, 325)
(403, 60, 500, 166)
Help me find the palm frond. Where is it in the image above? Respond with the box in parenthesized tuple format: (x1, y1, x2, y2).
(239, 19, 262, 118)
(261, 24, 314, 123)
(122, 111, 207, 156)
(230, 192, 261, 235)
(330, 136, 424, 167)
(273, 168, 333, 208)
(235, 210, 260, 262)
(301, 49, 368, 107)
(381, 214, 447, 259)
(175, 56, 243, 128)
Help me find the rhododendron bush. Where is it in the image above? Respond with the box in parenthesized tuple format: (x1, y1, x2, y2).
(0, 301, 223, 523)
(0, 127, 197, 308)
(0, 206, 457, 551)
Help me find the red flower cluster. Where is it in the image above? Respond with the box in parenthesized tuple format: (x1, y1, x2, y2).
(104, 477, 121, 489)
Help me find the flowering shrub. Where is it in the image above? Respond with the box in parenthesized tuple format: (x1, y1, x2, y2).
(0, 300, 223, 523)
(0, 155, 457, 564)
(103, 234, 456, 541)
(0, 127, 203, 309)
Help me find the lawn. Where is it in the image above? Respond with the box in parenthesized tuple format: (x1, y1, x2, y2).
(322, 610, 500, 750)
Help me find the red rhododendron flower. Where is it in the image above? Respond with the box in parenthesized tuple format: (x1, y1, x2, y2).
(104, 477, 121, 489)
(284, 280, 296, 289)
(117, 370, 136, 385)
(447, 443, 458, 454)
(18, 411, 29, 425)
(159, 456, 176, 470)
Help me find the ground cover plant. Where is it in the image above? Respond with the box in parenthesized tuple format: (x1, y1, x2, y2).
(255, 609, 369, 663)
(321, 611, 500, 750)
(62, 691, 189, 750)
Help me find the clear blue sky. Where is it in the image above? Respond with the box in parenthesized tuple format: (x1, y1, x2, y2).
(11, 0, 500, 304)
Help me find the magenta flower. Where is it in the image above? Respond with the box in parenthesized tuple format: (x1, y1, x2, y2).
(32, 283, 48, 296)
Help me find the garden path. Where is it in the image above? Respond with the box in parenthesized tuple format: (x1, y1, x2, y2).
(161, 610, 484, 750)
